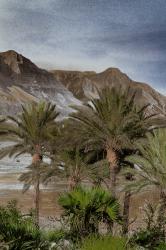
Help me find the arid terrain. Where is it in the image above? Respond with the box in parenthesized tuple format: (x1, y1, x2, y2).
(0, 50, 165, 230)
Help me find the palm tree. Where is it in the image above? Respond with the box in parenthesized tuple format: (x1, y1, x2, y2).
(0, 101, 60, 225)
(18, 162, 51, 225)
(42, 145, 110, 192)
(70, 87, 156, 195)
(56, 148, 91, 189)
(125, 128, 166, 227)
(59, 186, 120, 239)
(70, 86, 160, 235)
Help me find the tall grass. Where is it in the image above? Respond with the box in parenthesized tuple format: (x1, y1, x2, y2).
(80, 235, 135, 250)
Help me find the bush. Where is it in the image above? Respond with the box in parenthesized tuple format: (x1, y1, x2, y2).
(155, 242, 166, 250)
(0, 200, 48, 249)
(130, 203, 165, 249)
(59, 186, 121, 241)
(80, 235, 135, 250)
(131, 228, 165, 249)
(45, 229, 65, 242)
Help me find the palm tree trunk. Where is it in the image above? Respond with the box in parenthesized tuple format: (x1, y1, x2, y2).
(32, 145, 42, 227)
(68, 176, 76, 190)
(109, 167, 116, 196)
(122, 191, 131, 235)
(157, 189, 166, 228)
(35, 178, 40, 226)
(106, 148, 118, 196)
(122, 173, 133, 235)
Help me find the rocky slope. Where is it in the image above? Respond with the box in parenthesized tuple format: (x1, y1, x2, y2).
(0, 50, 80, 117)
(0, 50, 166, 118)
(52, 68, 166, 115)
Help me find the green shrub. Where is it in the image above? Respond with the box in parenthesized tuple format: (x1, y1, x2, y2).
(131, 228, 165, 249)
(45, 229, 65, 242)
(0, 200, 48, 249)
(59, 186, 121, 241)
(155, 242, 166, 250)
(130, 203, 165, 249)
(80, 235, 135, 250)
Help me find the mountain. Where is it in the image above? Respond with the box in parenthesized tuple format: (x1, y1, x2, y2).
(51, 68, 166, 115)
(0, 50, 80, 116)
(0, 50, 166, 118)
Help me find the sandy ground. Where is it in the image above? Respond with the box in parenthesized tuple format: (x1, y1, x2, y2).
(0, 169, 67, 228)
(0, 188, 65, 228)
(0, 189, 62, 216)
(0, 172, 66, 216)
(0, 184, 161, 230)
(0, 157, 161, 231)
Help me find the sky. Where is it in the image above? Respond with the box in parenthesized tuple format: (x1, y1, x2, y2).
(0, 0, 166, 93)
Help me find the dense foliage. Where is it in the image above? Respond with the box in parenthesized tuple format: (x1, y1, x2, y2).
(0, 201, 48, 249)
(59, 186, 120, 240)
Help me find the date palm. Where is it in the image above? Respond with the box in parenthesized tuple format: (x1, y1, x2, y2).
(125, 128, 166, 227)
(18, 162, 51, 225)
(0, 101, 60, 225)
(44, 147, 109, 190)
(53, 147, 93, 190)
(70, 87, 156, 195)
(70, 86, 159, 235)
(125, 129, 166, 192)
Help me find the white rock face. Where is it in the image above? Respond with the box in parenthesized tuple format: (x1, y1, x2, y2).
(27, 82, 81, 118)
(0, 50, 81, 117)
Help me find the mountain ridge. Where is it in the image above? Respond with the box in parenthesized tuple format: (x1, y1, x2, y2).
(0, 50, 165, 117)
(51, 68, 166, 115)
(0, 50, 82, 117)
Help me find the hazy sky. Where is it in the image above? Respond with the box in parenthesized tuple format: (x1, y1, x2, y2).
(0, 0, 166, 93)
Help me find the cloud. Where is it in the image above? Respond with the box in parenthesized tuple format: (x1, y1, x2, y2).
(0, 0, 166, 92)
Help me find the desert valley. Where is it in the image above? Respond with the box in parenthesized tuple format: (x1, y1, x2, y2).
(0, 50, 166, 247)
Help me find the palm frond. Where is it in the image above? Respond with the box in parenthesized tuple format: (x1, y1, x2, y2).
(70, 86, 158, 154)
(125, 129, 166, 192)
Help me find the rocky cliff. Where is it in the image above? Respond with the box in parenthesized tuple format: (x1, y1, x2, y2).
(0, 50, 80, 117)
(52, 68, 166, 115)
(0, 50, 166, 117)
